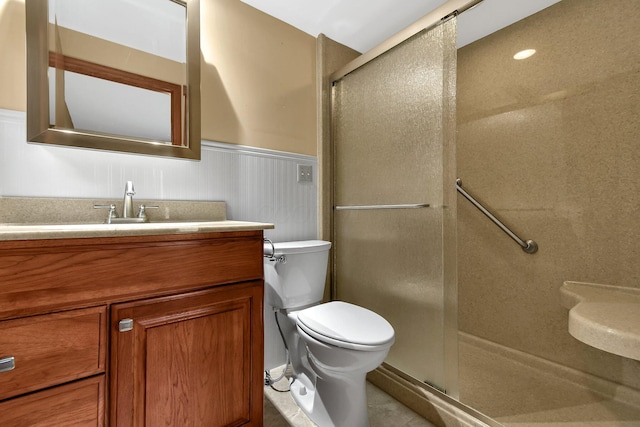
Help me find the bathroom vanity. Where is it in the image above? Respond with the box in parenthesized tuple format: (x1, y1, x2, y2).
(0, 224, 270, 426)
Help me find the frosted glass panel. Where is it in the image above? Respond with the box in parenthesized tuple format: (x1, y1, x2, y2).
(334, 208, 445, 383)
(332, 19, 457, 392)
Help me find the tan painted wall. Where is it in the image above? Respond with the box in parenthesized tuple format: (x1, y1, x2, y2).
(201, 0, 316, 155)
(0, 0, 26, 112)
(0, 0, 317, 156)
(457, 0, 640, 390)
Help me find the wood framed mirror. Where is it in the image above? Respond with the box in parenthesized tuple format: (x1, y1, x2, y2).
(26, 0, 201, 160)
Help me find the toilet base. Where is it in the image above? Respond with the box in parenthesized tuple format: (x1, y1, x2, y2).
(290, 370, 370, 427)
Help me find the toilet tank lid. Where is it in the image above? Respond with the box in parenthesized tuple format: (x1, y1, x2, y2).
(297, 301, 395, 347)
(265, 240, 332, 255)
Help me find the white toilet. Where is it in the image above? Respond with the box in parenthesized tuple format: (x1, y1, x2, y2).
(263, 240, 395, 427)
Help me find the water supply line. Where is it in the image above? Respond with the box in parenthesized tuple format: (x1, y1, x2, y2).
(264, 310, 294, 392)
(263, 238, 294, 391)
(456, 179, 538, 254)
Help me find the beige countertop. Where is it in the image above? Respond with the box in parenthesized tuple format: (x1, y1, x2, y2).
(560, 281, 640, 361)
(0, 197, 273, 241)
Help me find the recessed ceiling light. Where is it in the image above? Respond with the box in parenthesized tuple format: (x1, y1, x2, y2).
(513, 49, 536, 60)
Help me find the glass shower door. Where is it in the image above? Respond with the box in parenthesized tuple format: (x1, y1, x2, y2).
(332, 18, 458, 394)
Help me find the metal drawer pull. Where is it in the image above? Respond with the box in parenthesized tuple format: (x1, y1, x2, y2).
(119, 319, 134, 332)
(0, 356, 15, 373)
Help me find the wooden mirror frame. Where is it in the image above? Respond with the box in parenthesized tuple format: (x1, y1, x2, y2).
(25, 0, 201, 160)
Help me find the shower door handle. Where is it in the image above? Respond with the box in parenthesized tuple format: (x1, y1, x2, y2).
(334, 203, 430, 211)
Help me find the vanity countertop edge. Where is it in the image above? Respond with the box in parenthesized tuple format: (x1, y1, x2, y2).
(0, 220, 274, 241)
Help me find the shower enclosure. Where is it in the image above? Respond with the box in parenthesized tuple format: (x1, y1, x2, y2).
(328, 0, 640, 425)
(330, 17, 458, 395)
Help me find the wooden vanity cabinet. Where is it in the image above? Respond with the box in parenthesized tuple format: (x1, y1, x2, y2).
(0, 307, 106, 427)
(0, 230, 265, 427)
(0, 376, 105, 426)
(111, 282, 262, 427)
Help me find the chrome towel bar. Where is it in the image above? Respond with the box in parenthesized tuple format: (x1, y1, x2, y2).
(456, 178, 538, 254)
(334, 203, 430, 211)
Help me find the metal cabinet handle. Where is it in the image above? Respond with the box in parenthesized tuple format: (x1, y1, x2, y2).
(119, 319, 133, 332)
(0, 356, 15, 373)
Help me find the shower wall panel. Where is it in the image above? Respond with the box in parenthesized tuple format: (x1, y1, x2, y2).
(457, 0, 640, 410)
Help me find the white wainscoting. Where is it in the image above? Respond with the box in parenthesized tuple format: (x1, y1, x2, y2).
(0, 109, 317, 242)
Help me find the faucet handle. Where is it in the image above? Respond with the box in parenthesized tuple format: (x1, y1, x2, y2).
(137, 205, 158, 222)
(94, 204, 119, 224)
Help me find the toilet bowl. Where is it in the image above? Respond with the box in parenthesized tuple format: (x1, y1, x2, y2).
(264, 240, 395, 427)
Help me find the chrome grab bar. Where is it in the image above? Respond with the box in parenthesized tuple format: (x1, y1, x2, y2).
(456, 179, 538, 254)
(334, 203, 430, 211)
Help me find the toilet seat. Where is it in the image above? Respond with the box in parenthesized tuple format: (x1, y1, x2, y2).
(297, 301, 395, 352)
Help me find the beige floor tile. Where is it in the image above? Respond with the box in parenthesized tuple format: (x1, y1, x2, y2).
(263, 368, 435, 427)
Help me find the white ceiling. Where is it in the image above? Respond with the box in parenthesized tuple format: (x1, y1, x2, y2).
(240, 0, 561, 53)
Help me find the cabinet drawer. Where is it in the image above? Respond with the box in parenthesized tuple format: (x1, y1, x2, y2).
(0, 375, 104, 426)
(0, 306, 106, 400)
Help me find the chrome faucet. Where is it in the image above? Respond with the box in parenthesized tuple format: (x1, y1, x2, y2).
(94, 181, 158, 223)
(122, 181, 135, 219)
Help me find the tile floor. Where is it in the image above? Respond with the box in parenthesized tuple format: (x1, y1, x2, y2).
(264, 334, 640, 427)
(263, 369, 435, 427)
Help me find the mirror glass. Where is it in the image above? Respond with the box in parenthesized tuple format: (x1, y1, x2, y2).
(26, 0, 201, 160)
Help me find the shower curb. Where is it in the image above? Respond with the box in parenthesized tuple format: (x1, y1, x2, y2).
(367, 365, 499, 427)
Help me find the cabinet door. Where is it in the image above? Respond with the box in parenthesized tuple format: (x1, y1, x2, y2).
(110, 282, 263, 427)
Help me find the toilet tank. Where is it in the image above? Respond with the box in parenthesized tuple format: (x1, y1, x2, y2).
(263, 240, 332, 310)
